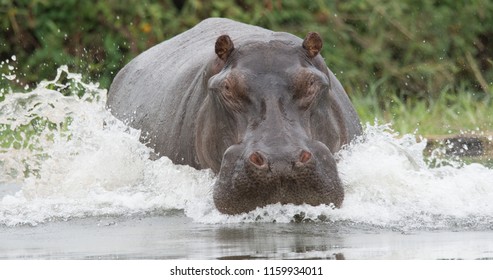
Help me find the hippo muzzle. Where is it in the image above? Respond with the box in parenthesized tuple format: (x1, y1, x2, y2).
(213, 140, 344, 215)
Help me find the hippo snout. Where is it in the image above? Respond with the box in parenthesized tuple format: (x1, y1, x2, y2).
(247, 149, 313, 170)
(213, 142, 344, 215)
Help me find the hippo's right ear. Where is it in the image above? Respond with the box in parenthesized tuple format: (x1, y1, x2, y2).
(215, 35, 235, 61)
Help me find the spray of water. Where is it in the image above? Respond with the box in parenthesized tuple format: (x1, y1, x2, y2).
(0, 66, 492, 229)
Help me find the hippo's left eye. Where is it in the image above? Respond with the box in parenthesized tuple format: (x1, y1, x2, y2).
(297, 78, 316, 95)
(293, 75, 327, 110)
(308, 78, 321, 91)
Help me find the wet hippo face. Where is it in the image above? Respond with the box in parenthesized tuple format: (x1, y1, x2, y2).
(196, 33, 345, 214)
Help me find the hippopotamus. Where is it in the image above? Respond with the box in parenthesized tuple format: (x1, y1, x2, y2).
(107, 18, 361, 215)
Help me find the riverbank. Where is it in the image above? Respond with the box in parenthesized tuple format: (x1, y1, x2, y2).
(424, 133, 493, 167)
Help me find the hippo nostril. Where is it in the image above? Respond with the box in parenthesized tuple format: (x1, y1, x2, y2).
(249, 151, 267, 168)
(299, 150, 312, 164)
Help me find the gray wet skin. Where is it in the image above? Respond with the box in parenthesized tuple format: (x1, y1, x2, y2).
(107, 18, 361, 215)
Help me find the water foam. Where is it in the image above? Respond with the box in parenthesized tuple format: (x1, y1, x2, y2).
(1, 67, 492, 229)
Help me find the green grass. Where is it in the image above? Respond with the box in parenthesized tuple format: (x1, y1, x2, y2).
(351, 86, 493, 137)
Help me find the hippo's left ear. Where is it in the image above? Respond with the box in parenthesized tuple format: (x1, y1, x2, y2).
(215, 35, 235, 61)
(302, 32, 323, 58)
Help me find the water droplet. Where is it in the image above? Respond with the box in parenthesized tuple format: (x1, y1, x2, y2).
(1, 73, 16, 80)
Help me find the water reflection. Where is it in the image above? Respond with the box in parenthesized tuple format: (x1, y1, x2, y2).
(212, 223, 346, 259)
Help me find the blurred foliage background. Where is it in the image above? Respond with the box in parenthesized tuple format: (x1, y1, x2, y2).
(1, 0, 492, 134)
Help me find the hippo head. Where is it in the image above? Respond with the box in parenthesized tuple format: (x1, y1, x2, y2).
(196, 32, 346, 215)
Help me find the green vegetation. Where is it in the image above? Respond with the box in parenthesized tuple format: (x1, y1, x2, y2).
(352, 86, 493, 135)
(1, 0, 492, 135)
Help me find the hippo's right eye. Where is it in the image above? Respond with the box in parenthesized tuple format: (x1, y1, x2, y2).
(221, 80, 234, 98)
(217, 78, 249, 111)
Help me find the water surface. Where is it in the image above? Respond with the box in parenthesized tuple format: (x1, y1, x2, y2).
(2, 214, 492, 260)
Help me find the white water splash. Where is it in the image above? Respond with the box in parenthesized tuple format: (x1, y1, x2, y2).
(0, 67, 492, 229)
(0, 66, 215, 226)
